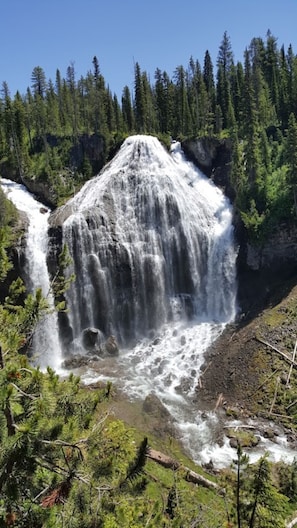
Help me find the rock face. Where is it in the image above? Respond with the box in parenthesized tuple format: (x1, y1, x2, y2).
(181, 136, 235, 201)
(236, 224, 297, 316)
(246, 225, 297, 273)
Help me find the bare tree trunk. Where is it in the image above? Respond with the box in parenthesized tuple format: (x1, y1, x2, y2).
(147, 448, 224, 494)
(0, 346, 16, 436)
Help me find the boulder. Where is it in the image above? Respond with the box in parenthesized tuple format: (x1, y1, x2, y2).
(62, 355, 90, 369)
(142, 393, 172, 420)
(104, 335, 119, 356)
(82, 327, 102, 349)
(181, 136, 234, 201)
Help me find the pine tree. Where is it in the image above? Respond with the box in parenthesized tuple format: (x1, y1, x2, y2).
(31, 66, 47, 99)
(173, 65, 191, 136)
(66, 62, 79, 140)
(133, 63, 155, 133)
(216, 31, 234, 129)
(121, 85, 134, 132)
(154, 68, 167, 133)
(91, 55, 107, 135)
(286, 112, 297, 215)
(55, 68, 67, 132)
(264, 30, 280, 114)
(203, 49, 216, 113)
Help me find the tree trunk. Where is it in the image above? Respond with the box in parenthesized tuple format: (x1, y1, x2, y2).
(147, 448, 224, 494)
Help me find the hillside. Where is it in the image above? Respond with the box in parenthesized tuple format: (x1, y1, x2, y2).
(196, 275, 297, 439)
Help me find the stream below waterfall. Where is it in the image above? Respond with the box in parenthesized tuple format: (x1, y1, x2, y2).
(1, 136, 296, 468)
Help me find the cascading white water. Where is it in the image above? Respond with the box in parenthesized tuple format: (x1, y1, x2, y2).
(55, 135, 240, 464)
(2, 139, 295, 467)
(61, 136, 237, 348)
(0, 178, 62, 370)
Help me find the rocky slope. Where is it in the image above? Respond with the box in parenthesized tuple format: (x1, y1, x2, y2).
(195, 275, 297, 436)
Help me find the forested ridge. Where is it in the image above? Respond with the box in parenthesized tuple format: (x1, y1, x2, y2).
(1, 31, 297, 240)
(2, 30, 297, 526)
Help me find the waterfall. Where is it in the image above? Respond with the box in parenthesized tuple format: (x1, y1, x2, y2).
(0, 179, 62, 370)
(1, 136, 240, 465)
(56, 134, 238, 464)
(3, 140, 297, 468)
(60, 136, 238, 350)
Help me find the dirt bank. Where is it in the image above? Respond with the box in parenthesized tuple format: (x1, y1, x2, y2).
(195, 277, 297, 431)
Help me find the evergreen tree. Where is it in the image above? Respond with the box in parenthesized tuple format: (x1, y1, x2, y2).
(66, 62, 79, 139)
(121, 85, 134, 132)
(91, 55, 107, 135)
(133, 63, 155, 133)
(187, 56, 210, 134)
(173, 65, 191, 136)
(55, 68, 67, 132)
(154, 67, 167, 133)
(264, 30, 280, 114)
(216, 31, 234, 129)
(286, 112, 297, 215)
(278, 44, 290, 127)
(31, 66, 47, 99)
(203, 49, 216, 113)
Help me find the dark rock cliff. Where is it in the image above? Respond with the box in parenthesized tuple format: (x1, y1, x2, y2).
(181, 136, 235, 201)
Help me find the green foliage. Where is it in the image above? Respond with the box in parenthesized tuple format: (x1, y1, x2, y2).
(1, 32, 297, 526)
(221, 452, 291, 528)
(0, 32, 296, 241)
(241, 199, 267, 243)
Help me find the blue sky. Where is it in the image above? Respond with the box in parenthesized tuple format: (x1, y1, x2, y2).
(1, 0, 297, 98)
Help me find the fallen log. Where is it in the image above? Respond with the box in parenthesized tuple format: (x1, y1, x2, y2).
(255, 337, 297, 367)
(147, 448, 224, 494)
(287, 339, 297, 385)
(286, 516, 297, 528)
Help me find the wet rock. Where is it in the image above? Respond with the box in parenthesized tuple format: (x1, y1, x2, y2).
(104, 335, 119, 356)
(180, 335, 186, 346)
(263, 428, 276, 439)
(62, 355, 90, 369)
(153, 337, 161, 346)
(229, 437, 239, 449)
(175, 377, 192, 394)
(142, 393, 172, 421)
(82, 327, 102, 349)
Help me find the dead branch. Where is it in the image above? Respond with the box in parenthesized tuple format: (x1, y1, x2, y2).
(215, 393, 224, 410)
(269, 376, 280, 415)
(286, 399, 297, 411)
(287, 339, 297, 385)
(198, 361, 213, 388)
(147, 448, 224, 494)
(255, 337, 297, 366)
(249, 368, 280, 396)
(200, 361, 212, 377)
(266, 412, 293, 420)
(9, 382, 38, 400)
(286, 516, 297, 528)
